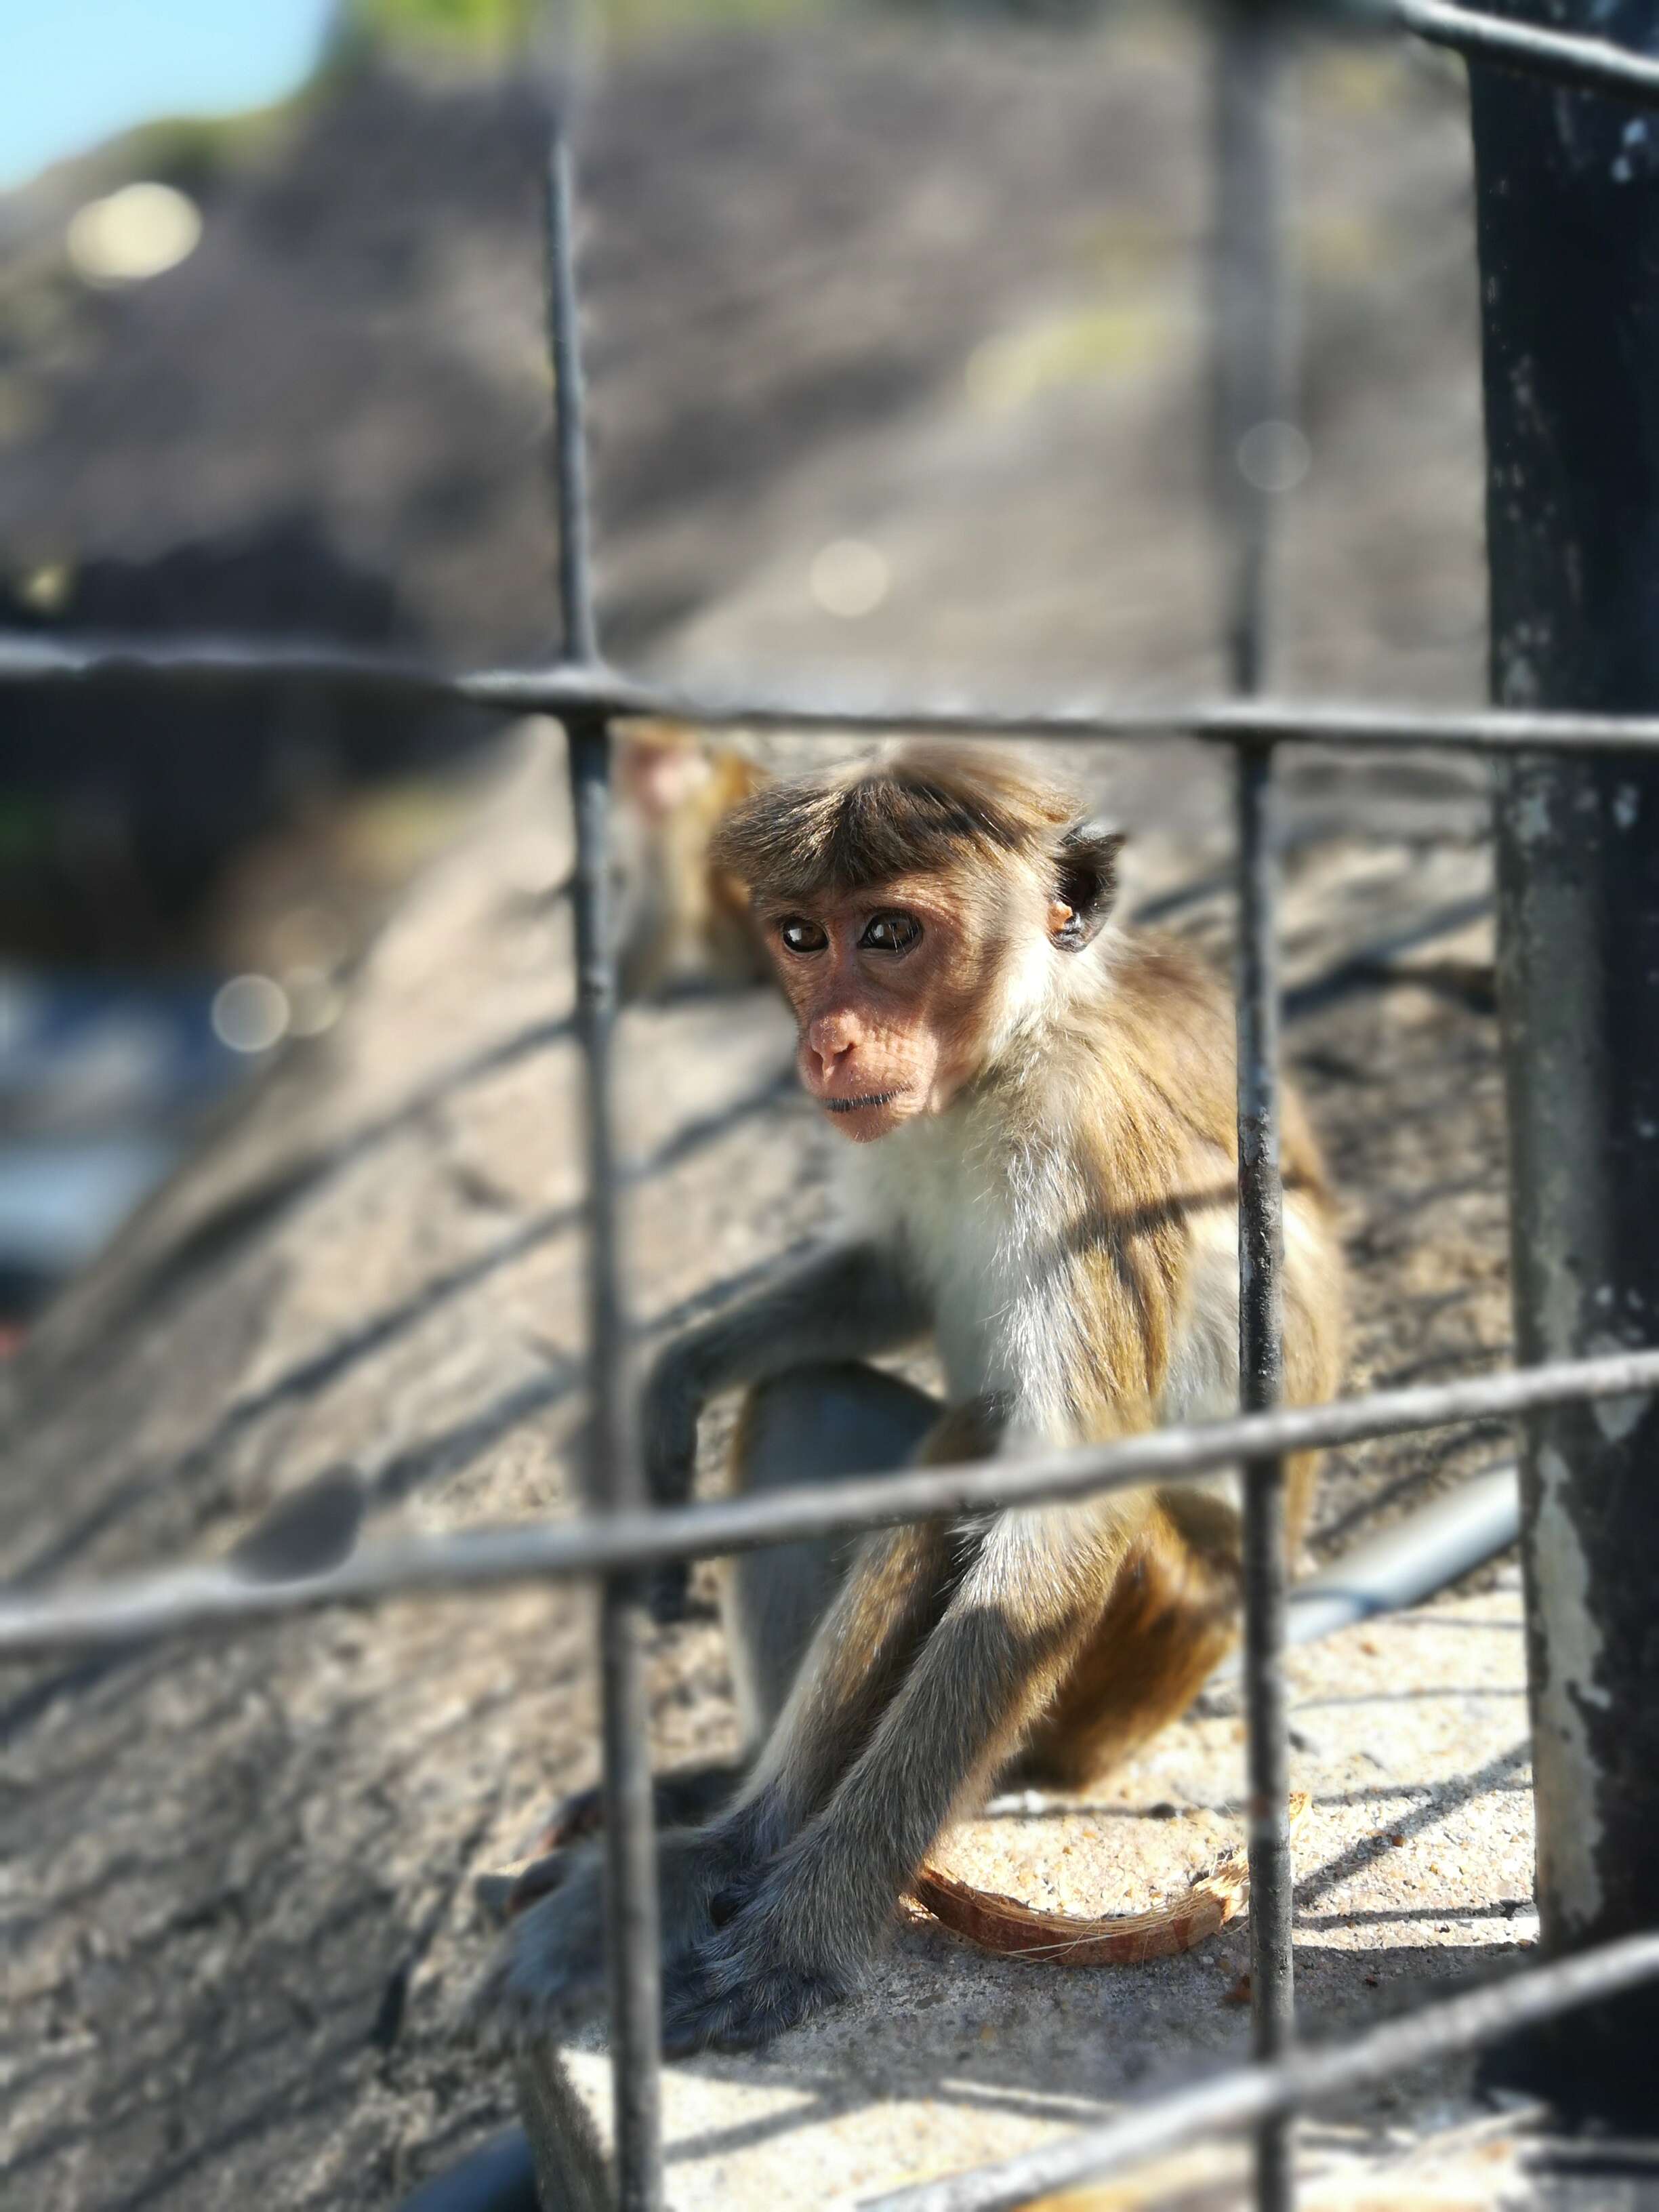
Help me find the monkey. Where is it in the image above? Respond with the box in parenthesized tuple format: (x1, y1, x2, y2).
(610, 720, 773, 1001)
(477, 741, 1345, 2054)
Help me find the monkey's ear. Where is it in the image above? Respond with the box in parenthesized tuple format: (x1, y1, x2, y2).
(1050, 823, 1126, 949)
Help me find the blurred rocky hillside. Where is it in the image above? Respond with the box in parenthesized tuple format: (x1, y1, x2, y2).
(2, 8, 1486, 945)
(1, 7, 1485, 678)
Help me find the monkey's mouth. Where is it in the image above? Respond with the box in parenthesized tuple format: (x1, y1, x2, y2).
(823, 1090, 903, 1115)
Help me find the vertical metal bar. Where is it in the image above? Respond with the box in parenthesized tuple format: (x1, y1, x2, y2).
(1211, 6, 1292, 701)
(1468, 0, 1659, 2123)
(1236, 738, 1294, 2212)
(548, 124, 599, 670)
(545, 113, 664, 2212)
(1212, 9, 1296, 2207)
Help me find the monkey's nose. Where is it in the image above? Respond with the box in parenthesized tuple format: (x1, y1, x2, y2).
(806, 1031, 855, 1084)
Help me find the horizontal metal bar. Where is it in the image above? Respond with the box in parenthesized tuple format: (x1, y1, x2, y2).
(861, 1928, 1659, 2212)
(1, 1345, 1655, 1658)
(0, 630, 474, 699)
(18, 628, 1659, 753)
(422, 690, 1659, 754)
(1400, 0, 1659, 109)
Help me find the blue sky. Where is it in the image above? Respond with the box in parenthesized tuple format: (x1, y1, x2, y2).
(1, 0, 335, 190)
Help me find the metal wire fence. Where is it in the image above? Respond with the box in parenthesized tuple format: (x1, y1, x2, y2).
(6, 4, 1659, 2209)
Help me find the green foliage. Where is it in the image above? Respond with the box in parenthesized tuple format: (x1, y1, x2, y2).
(330, 0, 829, 58)
(115, 108, 291, 193)
(333, 0, 533, 54)
(600, 0, 827, 36)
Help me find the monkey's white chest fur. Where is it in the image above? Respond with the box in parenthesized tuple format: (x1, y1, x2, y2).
(841, 1105, 1090, 1439)
(841, 1103, 1245, 1450)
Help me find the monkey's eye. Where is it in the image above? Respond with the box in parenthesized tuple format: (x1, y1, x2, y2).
(859, 911, 922, 954)
(778, 917, 829, 956)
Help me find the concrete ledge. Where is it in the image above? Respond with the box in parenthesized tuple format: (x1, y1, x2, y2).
(514, 1578, 1535, 2207)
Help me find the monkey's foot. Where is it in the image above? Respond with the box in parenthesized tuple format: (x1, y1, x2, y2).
(467, 1843, 610, 2051)
(469, 1827, 735, 2054)
(661, 1847, 855, 2052)
(661, 1954, 842, 2054)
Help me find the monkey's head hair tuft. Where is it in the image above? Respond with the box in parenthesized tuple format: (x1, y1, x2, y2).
(709, 741, 1124, 944)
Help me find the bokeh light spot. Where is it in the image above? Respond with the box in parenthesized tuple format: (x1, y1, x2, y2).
(284, 967, 343, 1039)
(1236, 419, 1311, 495)
(211, 975, 290, 1055)
(809, 538, 890, 620)
(67, 182, 201, 285)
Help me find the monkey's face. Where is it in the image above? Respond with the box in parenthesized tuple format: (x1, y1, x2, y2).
(760, 872, 1060, 1143)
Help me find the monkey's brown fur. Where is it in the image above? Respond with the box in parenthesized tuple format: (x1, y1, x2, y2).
(479, 743, 1345, 2055)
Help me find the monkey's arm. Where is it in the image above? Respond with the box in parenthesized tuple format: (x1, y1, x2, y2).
(641, 1240, 924, 1511)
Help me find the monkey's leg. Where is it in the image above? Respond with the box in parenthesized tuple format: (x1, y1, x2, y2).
(667, 1494, 1147, 2050)
(1016, 1493, 1241, 1787)
(1017, 1452, 1320, 1789)
(723, 1362, 940, 1747)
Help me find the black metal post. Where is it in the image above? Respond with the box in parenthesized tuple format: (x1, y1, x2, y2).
(1470, 0, 1659, 2123)
(1212, 8, 1297, 2203)
(546, 122, 664, 2209)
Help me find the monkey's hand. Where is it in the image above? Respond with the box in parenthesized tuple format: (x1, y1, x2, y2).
(661, 1846, 855, 2054)
(469, 1826, 736, 2053)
